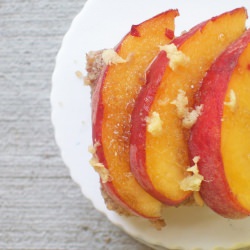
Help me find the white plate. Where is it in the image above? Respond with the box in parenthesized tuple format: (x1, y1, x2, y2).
(51, 1, 250, 249)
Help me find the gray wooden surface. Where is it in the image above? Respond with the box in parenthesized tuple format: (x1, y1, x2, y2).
(0, 1, 153, 249)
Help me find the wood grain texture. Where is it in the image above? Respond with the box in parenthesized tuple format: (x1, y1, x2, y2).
(0, 1, 152, 249)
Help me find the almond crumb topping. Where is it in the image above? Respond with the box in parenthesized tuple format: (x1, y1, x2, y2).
(146, 111, 163, 136)
(89, 142, 112, 183)
(171, 89, 203, 128)
(102, 49, 128, 65)
(159, 44, 190, 70)
(182, 104, 203, 129)
(171, 89, 188, 118)
(180, 156, 204, 192)
(88, 141, 100, 155)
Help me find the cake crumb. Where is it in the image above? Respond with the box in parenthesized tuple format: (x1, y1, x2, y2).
(160, 44, 190, 71)
(146, 111, 163, 136)
(85, 50, 104, 88)
(150, 219, 166, 230)
(101, 187, 131, 216)
(75, 70, 83, 79)
(180, 156, 204, 192)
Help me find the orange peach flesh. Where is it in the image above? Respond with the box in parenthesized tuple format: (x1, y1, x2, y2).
(101, 10, 178, 217)
(222, 44, 250, 210)
(146, 9, 247, 201)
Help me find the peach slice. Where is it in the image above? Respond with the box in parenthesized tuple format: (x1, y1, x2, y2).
(91, 10, 179, 219)
(130, 8, 247, 205)
(189, 29, 250, 218)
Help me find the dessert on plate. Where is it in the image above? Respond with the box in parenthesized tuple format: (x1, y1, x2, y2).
(85, 6, 250, 227)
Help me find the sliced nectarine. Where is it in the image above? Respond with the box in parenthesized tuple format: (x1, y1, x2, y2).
(130, 8, 247, 205)
(91, 10, 179, 219)
(189, 29, 250, 218)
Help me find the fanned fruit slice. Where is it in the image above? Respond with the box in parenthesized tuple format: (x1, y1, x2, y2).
(91, 9, 179, 220)
(130, 8, 247, 205)
(189, 29, 250, 218)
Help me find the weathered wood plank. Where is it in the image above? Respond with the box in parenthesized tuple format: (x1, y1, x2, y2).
(0, 1, 151, 249)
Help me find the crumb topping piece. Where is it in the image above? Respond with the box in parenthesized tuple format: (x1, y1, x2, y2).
(146, 111, 163, 136)
(224, 89, 237, 112)
(102, 49, 128, 65)
(89, 142, 112, 183)
(159, 44, 190, 70)
(180, 156, 204, 192)
(182, 105, 203, 129)
(171, 89, 188, 118)
(88, 141, 100, 155)
(171, 89, 203, 128)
